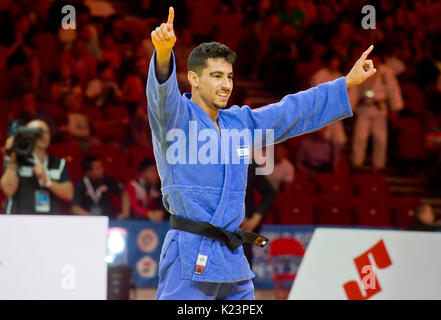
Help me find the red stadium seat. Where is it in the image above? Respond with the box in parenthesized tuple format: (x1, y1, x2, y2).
(399, 83, 426, 117)
(104, 105, 130, 123)
(352, 173, 390, 199)
(285, 173, 316, 196)
(275, 193, 315, 225)
(269, 238, 306, 300)
(334, 152, 351, 178)
(93, 121, 126, 144)
(315, 196, 354, 226)
(83, 107, 104, 123)
(393, 117, 426, 161)
(390, 196, 421, 228)
(353, 197, 392, 227)
(39, 103, 65, 125)
(126, 145, 155, 169)
(314, 173, 353, 199)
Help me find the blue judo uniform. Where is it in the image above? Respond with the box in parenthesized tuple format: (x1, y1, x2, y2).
(147, 51, 353, 300)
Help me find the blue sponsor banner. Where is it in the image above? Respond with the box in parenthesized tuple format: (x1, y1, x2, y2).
(108, 220, 170, 288)
(252, 225, 316, 289)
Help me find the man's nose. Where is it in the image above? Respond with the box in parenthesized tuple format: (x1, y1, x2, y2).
(221, 78, 232, 90)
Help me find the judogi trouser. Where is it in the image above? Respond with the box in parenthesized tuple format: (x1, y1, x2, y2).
(352, 104, 388, 169)
(156, 232, 255, 300)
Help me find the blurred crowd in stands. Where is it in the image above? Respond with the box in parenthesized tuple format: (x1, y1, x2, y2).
(0, 0, 440, 229)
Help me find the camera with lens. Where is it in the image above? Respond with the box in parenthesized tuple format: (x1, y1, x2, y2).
(6, 120, 43, 166)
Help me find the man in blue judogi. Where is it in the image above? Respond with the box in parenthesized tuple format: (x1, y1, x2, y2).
(147, 7, 377, 300)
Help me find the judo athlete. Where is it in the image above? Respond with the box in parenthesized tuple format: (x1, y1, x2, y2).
(148, 7, 377, 300)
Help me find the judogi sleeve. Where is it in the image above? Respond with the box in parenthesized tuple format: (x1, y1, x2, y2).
(238, 77, 353, 146)
(146, 50, 187, 144)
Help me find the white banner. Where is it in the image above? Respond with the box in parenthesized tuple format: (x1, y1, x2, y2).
(289, 228, 441, 300)
(0, 215, 108, 300)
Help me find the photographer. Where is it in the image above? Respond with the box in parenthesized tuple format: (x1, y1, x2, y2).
(1, 119, 74, 214)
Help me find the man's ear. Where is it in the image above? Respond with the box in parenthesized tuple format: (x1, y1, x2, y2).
(187, 70, 199, 88)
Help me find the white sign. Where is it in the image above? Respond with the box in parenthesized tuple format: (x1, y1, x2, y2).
(0, 215, 108, 299)
(289, 228, 441, 300)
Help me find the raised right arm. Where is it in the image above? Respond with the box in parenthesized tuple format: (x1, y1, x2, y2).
(151, 7, 176, 83)
(147, 7, 189, 145)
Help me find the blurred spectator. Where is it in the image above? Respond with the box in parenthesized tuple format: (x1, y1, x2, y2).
(58, 62, 81, 98)
(124, 103, 152, 149)
(120, 58, 144, 104)
(85, 60, 122, 107)
(350, 50, 404, 171)
(10, 56, 46, 99)
(6, 14, 35, 68)
(16, 91, 55, 134)
(407, 204, 437, 232)
(59, 91, 95, 151)
(311, 51, 347, 153)
(296, 128, 337, 176)
(174, 27, 194, 91)
(76, 7, 101, 59)
(1, 119, 74, 214)
(100, 33, 121, 69)
(125, 158, 165, 221)
(71, 155, 129, 219)
(63, 112, 94, 151)
(60, 39, 97, 85)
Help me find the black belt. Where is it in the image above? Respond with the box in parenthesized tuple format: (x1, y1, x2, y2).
(170, 215, 269, 252)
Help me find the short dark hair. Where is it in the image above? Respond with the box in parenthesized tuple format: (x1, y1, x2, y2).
(138, 158, 156, 173)
(83, 155, 100, 172)
(188, 42, 237, 75)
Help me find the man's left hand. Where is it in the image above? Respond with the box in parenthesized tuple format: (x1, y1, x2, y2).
(345, 45, 377, 88)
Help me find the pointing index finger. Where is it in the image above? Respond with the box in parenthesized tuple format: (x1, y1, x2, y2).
(361, 44, 374, 61)
(167, 7, 174, 25)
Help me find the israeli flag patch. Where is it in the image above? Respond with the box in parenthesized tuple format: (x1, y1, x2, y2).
(236, 145, 250, 159)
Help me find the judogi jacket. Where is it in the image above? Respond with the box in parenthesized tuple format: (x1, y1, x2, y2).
(147, 51, 352, 282)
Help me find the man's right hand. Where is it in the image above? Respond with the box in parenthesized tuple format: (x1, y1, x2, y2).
(151, 7, 176, 83)
(151, 7, 176, 56)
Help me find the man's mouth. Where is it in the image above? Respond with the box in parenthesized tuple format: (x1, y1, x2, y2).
(216, 91, 230, 98)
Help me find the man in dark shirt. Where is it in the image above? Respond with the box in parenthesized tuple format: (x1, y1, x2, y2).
(1, 119, 73, 214)
(71, 155, 129, 219)
(241, 160, 277, 268)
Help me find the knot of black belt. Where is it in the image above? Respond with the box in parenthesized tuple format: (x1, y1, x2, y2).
(170, 215, 269, 252)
